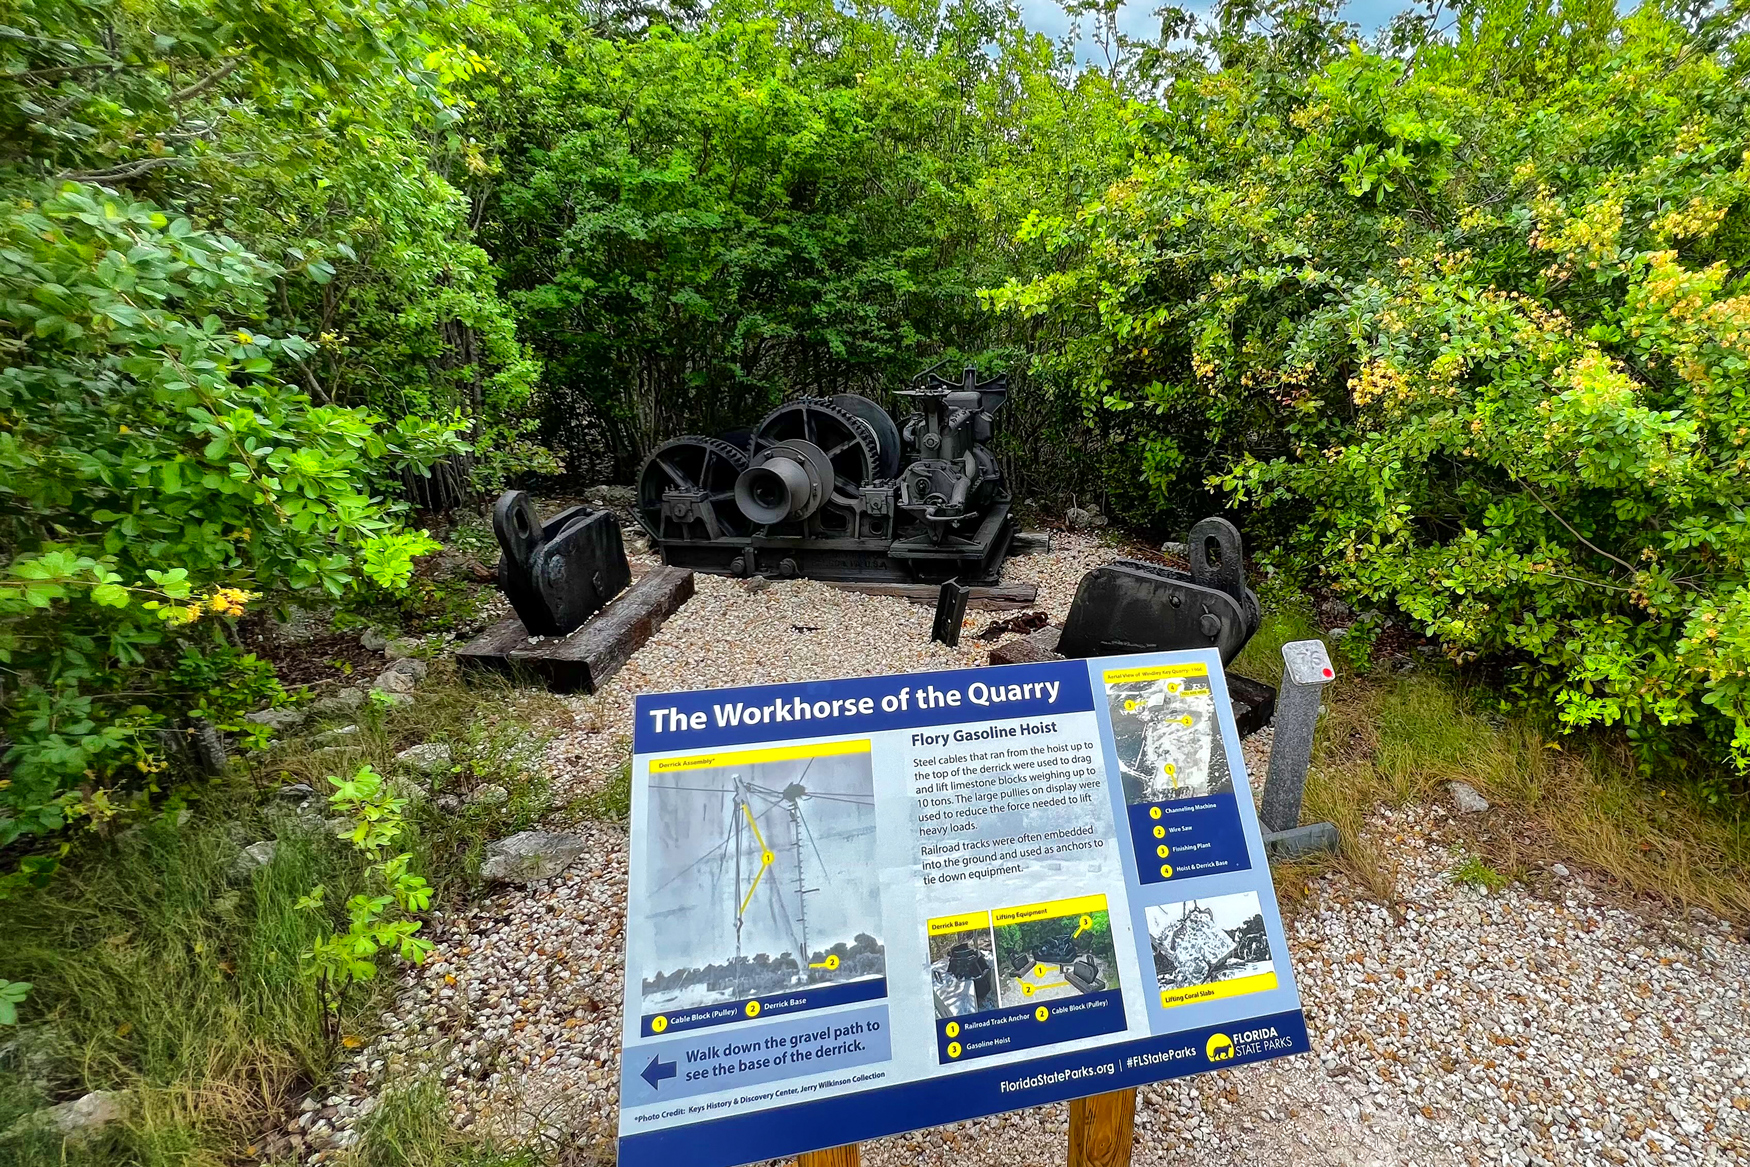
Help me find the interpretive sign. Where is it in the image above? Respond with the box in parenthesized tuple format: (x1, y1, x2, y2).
(617, 649, 1308, 1167)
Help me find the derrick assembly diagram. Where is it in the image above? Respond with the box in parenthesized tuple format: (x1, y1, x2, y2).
(639, 743, 885, 1014)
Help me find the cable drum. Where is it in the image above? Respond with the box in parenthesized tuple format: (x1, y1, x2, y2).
(830, 393, 902, 479)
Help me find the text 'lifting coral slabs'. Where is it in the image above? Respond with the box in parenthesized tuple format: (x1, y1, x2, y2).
(618, 651, 1308, 1167)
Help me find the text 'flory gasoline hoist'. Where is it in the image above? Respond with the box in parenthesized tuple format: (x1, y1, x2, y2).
(634, 366, 1015, 585)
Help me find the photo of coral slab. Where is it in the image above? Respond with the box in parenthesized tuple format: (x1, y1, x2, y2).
(1146, 892, 1273, 994)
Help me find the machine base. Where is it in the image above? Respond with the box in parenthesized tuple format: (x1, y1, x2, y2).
(657, 505, 1015, 585)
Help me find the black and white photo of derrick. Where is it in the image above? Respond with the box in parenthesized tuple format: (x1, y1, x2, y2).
(1146, 892, 1274, 993)
(1104, 674, 1232, 804)
(640, 751, 884, 1012)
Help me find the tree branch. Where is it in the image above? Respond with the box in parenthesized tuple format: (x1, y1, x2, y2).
(56, 155, 190, 182)
(1517, 478, 1640, 575)
(172, 55, 244, 103)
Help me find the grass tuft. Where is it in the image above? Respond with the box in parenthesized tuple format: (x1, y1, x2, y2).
(0, 670, 578, 1166)
(1449, 853, 1508, 893)
(1301, 671, 1750, 920)
(344, 1076, 545, 1167)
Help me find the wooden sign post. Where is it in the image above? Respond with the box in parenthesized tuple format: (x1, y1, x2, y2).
(795, 1086, 1136, 1167)
(1068, 1088, 1137, 1167)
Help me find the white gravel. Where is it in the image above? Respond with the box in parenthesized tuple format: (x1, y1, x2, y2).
(272, 533, 1750, 1166)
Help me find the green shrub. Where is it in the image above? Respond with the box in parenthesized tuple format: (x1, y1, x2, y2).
(986, 0, 1750, 785)
(0, 183, 465, 853)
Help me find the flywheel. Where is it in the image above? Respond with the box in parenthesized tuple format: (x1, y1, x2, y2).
(749, 398, 882, 508)
(636, 436, 752, 542)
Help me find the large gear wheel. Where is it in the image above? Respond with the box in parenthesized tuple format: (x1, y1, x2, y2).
(750, 399, 881, 508)
(636, 436, 752, 542)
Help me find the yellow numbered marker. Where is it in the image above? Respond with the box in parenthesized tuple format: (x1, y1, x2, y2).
(1180, 715, 1194, 726)
(1124, 699, 1137, 711)
(1034, 1006, 1049, 1022)
(745, 1000, 762, 1018)
(945, 1022, 959, 1038)
(1152, 825, 1166, 839)
(1159, 864, 1174, 879)
(947, 1041, 963, 1058)
(1072, 914, 1092, 938)
(761, 850, 775, 865)
(1022, 983, 1035, 997)
(1149, 806, 1162, 820)
(1035, 963, 1047, 978)
(1167, 680, 1181, 694)
(1156, 844, 1169, 858)
(651, 1016, 668, 1034)
(1164, 763, 1176, 775)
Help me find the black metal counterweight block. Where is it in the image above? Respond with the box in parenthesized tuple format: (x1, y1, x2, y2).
(493, 491, 632, 636)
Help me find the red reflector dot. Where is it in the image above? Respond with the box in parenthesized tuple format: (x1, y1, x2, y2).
(1321, 667, 1334, 678)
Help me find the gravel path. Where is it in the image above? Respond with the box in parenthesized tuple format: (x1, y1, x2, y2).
(277, 534, 1750, 1166)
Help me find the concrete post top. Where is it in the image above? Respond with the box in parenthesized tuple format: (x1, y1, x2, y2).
(1281, 639, 1336, 686)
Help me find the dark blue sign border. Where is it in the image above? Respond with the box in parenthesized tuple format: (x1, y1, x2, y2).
(632, 660, 1094, 753)
(618, 1010, 1310, 1167)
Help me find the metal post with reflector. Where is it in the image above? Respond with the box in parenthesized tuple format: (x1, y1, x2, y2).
(1259, 639, 1339, 858)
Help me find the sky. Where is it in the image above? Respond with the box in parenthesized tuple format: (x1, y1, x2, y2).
(1011, 0, 1412, 51)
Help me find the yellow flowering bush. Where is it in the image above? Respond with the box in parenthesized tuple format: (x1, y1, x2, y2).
(988, 3, 1750, 788)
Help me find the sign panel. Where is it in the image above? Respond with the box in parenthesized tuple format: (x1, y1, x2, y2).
(617, 650, 1308, 1167)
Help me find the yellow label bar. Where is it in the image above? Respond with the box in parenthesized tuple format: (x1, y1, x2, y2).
(1102, 662, 1210, 684)
(926, 911, 991, 936)
(991, 894, 1108, 927)
(1160, 969, 1278, 1009)
(650, 738, 871, 774)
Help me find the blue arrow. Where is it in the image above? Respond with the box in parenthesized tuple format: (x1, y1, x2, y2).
(641, 1054, 676, 1090)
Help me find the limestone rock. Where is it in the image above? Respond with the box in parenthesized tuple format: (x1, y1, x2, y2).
(1448, 780, 1491, 814)
(394, 742, 452, 775)
(232, 840, 277, 877)
(7, 1090, 128, 1144)
(373, 657, 427, 695)
(480, 831, 588, 884)
(384, 638, 422, 661)
(309, 688, 365, 718)
(465, 783, 508, 809)
(245, 706, 306, 733)
(988, 624, 1065, 666)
